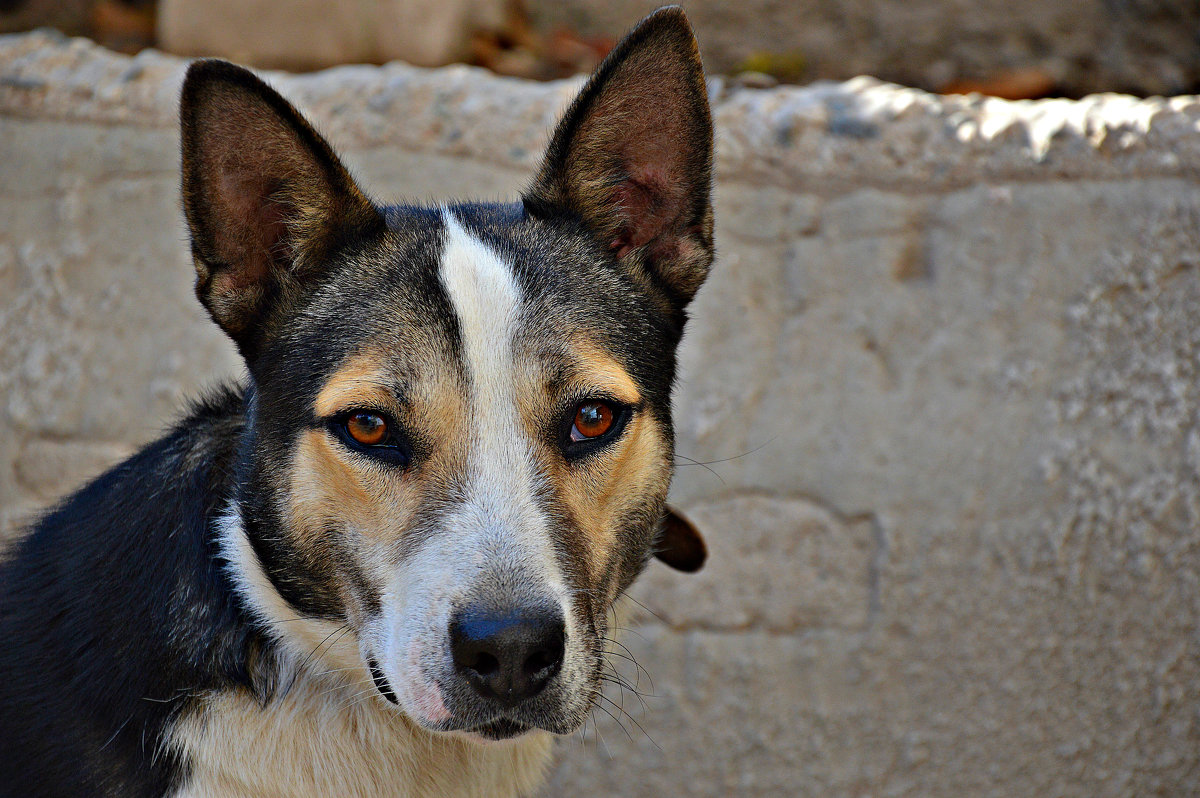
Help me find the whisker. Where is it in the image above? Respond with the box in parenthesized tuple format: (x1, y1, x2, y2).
(599, 673, 657, 706)
(598, 635, 655, 691)
(671, 453, 724, 483)
(619, 594, 669, 628)
(98, 714, 134, 752)
(590, 702, 625, 752)
(295, 623, 352, 675)
(675, 439, 773, 468)
(596, 692, 660, 751)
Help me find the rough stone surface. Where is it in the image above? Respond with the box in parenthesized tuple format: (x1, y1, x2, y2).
(2, 32, 1200, 796)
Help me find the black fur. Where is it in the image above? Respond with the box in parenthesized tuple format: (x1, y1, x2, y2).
(0, 388, 266, 797)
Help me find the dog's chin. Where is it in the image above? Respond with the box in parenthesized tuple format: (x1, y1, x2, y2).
(398, 707, 585, 743)
(439, 715, 591, 745)
(458, 718, 532, 742)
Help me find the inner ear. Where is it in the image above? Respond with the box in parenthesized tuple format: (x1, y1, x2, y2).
(524, 7, 714, 309)
(654, 504, 707, 573)
(181, 59, 383, 357)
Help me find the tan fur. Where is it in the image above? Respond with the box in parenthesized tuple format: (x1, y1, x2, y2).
(552, 409, 670, 582)
(299, 333, 662, 582)
(313, 356, 403, 418)
(169, 671, 552, 798)
(560, 340, 643, 407)
(290, 349, 470, 560)
(288, 429, 419, 544)
(510, 336, 667, 580)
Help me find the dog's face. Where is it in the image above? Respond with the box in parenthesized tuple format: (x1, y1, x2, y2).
(181, 8, 709, 741)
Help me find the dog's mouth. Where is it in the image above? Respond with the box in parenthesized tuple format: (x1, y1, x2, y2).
(364, 652, 590, 739)
(469, 718, 529, 740)
(367, 655, 545, 740)
(368, 657, 399, 704)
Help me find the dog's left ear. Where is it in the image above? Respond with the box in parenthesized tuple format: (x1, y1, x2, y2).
(654, 504, 707, 573)
(524, 6, 713, 309)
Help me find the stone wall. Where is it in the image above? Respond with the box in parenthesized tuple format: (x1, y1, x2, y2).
(3, 30, 1200, 795)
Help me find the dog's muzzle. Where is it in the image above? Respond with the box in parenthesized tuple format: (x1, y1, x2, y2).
(370, 592, 580, 740)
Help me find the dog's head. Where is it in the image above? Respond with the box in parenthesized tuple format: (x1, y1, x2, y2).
(182, 7, 710, 741)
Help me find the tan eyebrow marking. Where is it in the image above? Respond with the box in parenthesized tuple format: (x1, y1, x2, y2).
(314, 354, 399, 417)
(564, 341, 642, 406)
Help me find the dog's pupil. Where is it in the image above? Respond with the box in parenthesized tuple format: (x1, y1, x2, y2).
(349, 413, 386, 444)
(576, 404, 611, 437)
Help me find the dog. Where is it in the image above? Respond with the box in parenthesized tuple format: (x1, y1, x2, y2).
(0, 6, 711, 796)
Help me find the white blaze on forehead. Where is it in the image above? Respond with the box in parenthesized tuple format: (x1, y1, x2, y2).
(438, 210, 523, 424)
(435, 210, 565, 593)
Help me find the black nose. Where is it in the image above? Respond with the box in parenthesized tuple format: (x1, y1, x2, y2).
(449, 605, 566, 707)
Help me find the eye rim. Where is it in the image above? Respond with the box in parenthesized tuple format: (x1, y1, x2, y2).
(560, 398, 633, 460)
(327, 409, 412, 468)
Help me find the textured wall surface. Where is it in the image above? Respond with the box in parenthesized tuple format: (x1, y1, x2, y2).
(3, 30, 1200, 796)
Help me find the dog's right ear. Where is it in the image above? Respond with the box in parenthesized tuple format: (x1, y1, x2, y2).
(180, 60, 383, 359)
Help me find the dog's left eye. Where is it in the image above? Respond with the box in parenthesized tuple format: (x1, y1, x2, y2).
(571, 402, 615, 441)
(330, 411, 410, 467)
(562, 399, 629, 458)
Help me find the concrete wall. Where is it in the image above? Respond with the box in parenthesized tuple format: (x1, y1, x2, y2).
(3, 30, 1200, 795)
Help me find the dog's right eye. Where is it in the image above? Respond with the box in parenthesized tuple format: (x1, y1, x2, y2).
(329, 411, 410, 467)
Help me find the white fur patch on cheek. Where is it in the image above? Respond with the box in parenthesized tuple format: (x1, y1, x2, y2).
(399, 638, 452, 723)
(373, 544, 462, 726)
(215, 503, 361, 673)
(383, 624, 453, 725)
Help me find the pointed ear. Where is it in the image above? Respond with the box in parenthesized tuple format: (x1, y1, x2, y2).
(524, 7, 714, 309)
(180, 60, 384, 358)
(654, 504, 707, 573)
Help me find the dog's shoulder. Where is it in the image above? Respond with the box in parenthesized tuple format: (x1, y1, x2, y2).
(0, 384, 264, 797)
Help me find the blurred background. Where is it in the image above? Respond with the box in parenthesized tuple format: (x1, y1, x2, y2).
(1, 0, 1198, 97)
(3, 1, 1200, 796)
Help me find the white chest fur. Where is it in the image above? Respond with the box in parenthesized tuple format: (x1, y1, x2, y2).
(167, 675, 554, 798)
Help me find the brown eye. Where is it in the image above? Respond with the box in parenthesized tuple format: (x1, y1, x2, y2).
(346, 412, 388, 446)
(571, 402, 615, 442)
